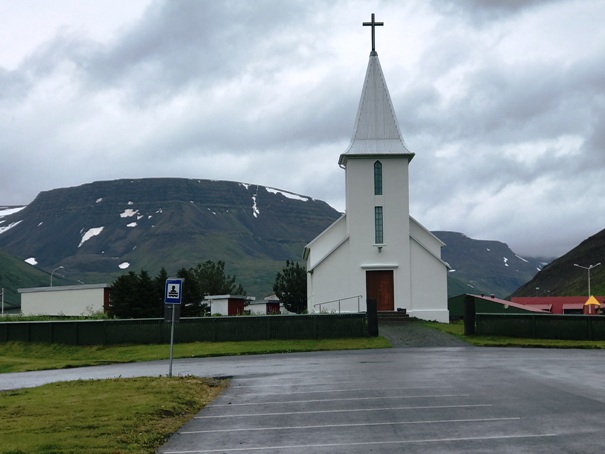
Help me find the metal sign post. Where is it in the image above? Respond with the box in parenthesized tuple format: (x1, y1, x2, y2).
(164, 278, 183, 377)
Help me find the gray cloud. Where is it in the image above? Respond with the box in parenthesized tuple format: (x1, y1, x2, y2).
(1, 0, 604, 259)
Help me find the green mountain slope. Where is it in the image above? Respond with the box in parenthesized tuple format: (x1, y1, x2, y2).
(0, 249, 70, 309)
(512, 227, 605, 297)
(0, 178, 341, 299)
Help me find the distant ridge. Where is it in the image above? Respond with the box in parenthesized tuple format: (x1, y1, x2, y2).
(0, 178, 553, 301)
(432, 231, 548, 298)
(0, 178, 341, 297)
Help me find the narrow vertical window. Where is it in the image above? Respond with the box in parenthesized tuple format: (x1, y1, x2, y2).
(374, 206, 384, 244)
(374, 161, 382, 195)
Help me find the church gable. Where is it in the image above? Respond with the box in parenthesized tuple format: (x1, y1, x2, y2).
(339, 49, 413, 165)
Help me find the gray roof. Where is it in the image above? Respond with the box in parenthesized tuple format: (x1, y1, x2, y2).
(339, 52, 414, 167)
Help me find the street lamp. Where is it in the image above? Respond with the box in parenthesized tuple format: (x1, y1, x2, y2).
(574, 263, 601, 297)
(50, 266, 64, 287)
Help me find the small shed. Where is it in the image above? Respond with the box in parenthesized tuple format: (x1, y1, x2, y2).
(248, 295, 284, 315)
(584, 296, 602, 315)
(19, 284, 111, 316)
(205, 295, 254, 316)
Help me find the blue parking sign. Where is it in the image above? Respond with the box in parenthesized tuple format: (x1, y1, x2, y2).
(164, 279, 183, 304)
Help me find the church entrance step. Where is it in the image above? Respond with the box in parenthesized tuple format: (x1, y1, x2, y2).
(377, 310, 411, 322)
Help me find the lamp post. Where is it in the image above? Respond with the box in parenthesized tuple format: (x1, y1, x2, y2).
(574, 263, 601, 297)
(50, 266, 64, 287)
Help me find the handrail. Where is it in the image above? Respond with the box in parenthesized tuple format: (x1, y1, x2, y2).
(313, 295, 363, 313)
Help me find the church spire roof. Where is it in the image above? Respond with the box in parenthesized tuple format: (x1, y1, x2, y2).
(339, 18, 414, 167)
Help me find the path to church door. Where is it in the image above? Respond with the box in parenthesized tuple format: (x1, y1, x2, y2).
(366, 270, 394, 311)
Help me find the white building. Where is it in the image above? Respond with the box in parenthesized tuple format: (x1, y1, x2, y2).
(19, 284, 111, 316)
(304, 23, 449, 322)
(204, 295, 255, 316)
(248, 295, 288, 315)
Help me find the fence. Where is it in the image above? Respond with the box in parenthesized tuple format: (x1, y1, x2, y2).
(0, 313, 367, 345)
(313, 295, 363, 313)
(476, 313, 605, 340)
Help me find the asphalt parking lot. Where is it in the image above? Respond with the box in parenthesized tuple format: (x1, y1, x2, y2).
(2, 326, 605, 453)
(155, 346, 605, 453)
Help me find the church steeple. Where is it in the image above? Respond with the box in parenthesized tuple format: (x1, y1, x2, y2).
(339, 15, 413, 167)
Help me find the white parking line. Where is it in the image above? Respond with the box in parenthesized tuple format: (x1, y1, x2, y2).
(234, 385, 454, 396)
(162, 433, 558, 453)
(210, 393, 469, 407)
(232, 380, 446, 388)
(181, 416, 521, 434)
(195, 403, 493, 418)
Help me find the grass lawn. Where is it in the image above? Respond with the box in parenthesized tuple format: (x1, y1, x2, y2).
(0, 376, 227, 454)
(423, 320, 605, 349)
(0, 337, 391, 373)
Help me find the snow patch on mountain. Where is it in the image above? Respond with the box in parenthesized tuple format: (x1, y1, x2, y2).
(79, 227, 104, 247)
(0, 206, 26, 218)
(266, 187, 310, 202)
(252, 195, 259, 218)
(0, 220, 23, 234)
(120, 209, 138, 218)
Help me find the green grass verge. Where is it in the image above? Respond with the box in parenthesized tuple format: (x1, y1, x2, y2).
(0, 337, 391, 373)
(0, 376, 227, 454)
(422, 320, 605, 349)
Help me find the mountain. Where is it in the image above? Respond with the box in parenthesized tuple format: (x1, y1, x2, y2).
(0, 248, 70, 310)
(512, 227, 605, 297)
(432, 231, 550, 299)
(0, 178, 341, 298)
(0, 179, 551, 304)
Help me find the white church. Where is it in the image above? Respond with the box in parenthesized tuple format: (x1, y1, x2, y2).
(304, 15, 449, 323)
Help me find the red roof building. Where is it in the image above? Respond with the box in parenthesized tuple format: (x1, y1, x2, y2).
(511, 296, 605, 314)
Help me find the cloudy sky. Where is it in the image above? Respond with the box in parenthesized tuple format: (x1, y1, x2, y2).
(1, 0, 604, 258)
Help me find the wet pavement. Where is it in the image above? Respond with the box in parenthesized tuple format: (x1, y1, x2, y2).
(2, 326, 605, 453)
(378, 321, 469, 348)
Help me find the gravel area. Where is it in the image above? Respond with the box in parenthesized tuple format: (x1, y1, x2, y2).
(378, 321, 471, 347)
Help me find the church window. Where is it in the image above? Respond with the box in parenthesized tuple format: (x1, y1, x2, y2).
(374, 161, 382, 195)
(374, 206, 384, 244)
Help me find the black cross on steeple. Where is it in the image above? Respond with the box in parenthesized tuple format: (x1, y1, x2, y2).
(363, 13, 383, 55)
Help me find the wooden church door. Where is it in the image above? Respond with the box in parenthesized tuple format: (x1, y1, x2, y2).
(366, 270, 394, 311)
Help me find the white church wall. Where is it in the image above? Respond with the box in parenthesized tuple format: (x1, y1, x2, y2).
(305, 215, 347, 271)
(307, 240, 359, 313)
(410, 217, 444, 256)
(409, 238, 449, 323)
